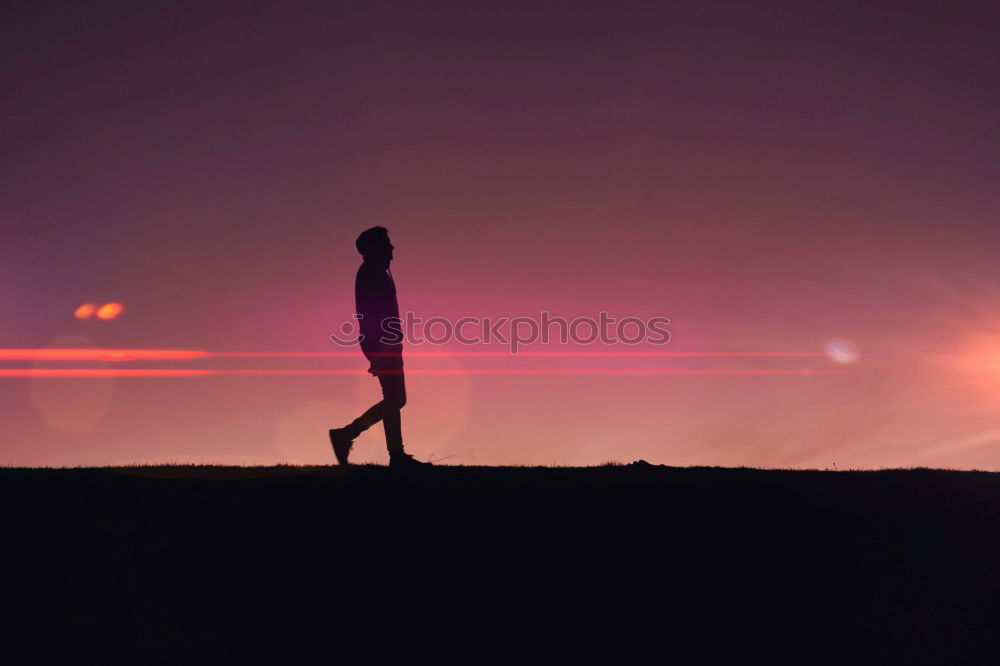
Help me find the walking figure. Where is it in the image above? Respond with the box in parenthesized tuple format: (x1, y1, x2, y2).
(329, 227, 431, 468)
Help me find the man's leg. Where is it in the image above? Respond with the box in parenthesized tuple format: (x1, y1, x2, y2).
(377, 371, 405, 455)
(344, 369, 406, 455)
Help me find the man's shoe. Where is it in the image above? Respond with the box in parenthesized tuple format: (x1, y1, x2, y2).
(329, 428, 354, 466)
(389, 452, 432, 469)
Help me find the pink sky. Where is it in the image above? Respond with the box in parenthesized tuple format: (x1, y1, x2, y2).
(3, 1, 1000, 468)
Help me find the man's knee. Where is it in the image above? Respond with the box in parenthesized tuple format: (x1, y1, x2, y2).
(377, 373, 406, 410)
(381, 382, 406, 411)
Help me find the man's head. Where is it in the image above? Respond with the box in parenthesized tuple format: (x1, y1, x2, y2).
(355, 226, 394, 263)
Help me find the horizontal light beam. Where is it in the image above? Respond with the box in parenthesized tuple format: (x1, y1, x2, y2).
(213, 351, 829, 357)
(0, 368, 860, 378)
(0, 348, 827, 361)
(0, 349, 210, 361)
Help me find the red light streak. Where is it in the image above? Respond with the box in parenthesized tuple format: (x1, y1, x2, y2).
(0, 349, 211, 362)
(0, 368, 860, 378)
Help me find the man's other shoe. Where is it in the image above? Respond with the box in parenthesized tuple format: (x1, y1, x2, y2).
(329, 428, 354, 466)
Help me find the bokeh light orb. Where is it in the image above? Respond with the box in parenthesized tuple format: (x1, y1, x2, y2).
(74, 303, 97, 319)
(96, 302, 124, 320)
(825, 338, 860, 364)
(30, 333, 114, 432)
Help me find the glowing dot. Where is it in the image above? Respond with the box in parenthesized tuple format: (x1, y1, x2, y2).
(825, 338, 860, 364)
(96, 303, 124, 320)
(74, 303, 97, 319)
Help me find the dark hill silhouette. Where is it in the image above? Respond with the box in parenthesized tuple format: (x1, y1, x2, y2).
(2, 463, 997, 662)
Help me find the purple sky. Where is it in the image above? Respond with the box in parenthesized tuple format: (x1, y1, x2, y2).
(3, 1, 1000, 467)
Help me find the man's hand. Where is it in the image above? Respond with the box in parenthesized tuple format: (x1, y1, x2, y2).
(367, 351, 403, 376)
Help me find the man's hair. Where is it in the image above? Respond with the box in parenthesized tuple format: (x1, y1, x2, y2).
(355, 226, 389, 256)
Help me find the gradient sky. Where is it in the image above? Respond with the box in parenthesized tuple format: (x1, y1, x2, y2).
(3, 0, 1000, 468)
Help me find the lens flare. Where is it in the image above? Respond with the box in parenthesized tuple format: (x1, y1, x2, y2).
(74, 303, 97, 319)
(825, 339, 860, 364)
(96, 303, 124, 320)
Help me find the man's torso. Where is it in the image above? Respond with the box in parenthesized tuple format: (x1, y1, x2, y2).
(355, 261, 402, 360)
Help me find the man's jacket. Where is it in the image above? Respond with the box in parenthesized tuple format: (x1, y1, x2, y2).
(355, 260, 402, 362)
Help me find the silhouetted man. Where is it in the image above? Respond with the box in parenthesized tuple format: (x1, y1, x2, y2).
(329, 227, 430, 468)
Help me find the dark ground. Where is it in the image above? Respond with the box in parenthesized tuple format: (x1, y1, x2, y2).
(2, 463, 999, 661)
